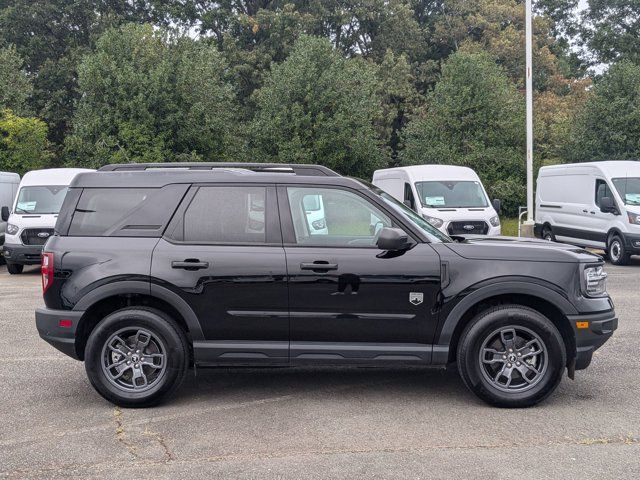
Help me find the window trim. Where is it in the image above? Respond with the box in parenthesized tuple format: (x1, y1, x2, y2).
(276, 184, 421, 249)
(163, 183, 282, 246)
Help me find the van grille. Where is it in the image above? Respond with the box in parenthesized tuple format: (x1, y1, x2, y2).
(447, 221, 489, 235)
(21, 228, 54, 246)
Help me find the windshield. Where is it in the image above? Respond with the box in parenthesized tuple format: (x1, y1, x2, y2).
(415, 180, 488, 208)
(612, 177, 640, 206)
(366, 184, 451, 243)
(14, 186, 69, 214)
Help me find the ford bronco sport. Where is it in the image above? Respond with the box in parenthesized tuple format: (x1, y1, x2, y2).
(35, 163, 617, 408)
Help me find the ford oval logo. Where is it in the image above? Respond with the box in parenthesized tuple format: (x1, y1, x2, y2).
(37, 232, 50, 238)
(463, 225, 475, 231)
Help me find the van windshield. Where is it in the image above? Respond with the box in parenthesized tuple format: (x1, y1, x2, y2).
(415, 181, 488, 208)
(612, 177, 640, 206)
(14, 186, 69, 214)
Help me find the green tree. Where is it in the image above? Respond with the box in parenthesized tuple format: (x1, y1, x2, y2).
(401, 50, 525, 215)
(0, 109, 51, 174)
(248, 35, 388, 177)
(65, 24, 238, 167)
(570, 61, 640, 162)
(0, 46, 32, 115)
(581, 0, 640, 65)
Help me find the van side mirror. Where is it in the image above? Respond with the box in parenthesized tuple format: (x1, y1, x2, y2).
(492, 199, 501, 215)
(376, 227, 413, 251)
(599, 196, 618, 214)
(1, 206, 9, 222)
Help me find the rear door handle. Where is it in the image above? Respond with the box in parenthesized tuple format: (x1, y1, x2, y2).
(300, 262, 338, 271)
(171, 259, 209, 270)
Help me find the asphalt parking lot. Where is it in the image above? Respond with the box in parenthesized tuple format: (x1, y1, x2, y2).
(1, 260, 639, 479)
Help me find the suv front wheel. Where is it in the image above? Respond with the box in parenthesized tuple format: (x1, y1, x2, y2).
(457, 305, 566, 408)
(84, 307, 189, 407)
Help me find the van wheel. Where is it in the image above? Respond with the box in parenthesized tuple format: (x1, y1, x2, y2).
(6, 262, 23, 274)
(607, 235, 630, 265)
(457, 305, 566, 408)
(84, 307, 189, 407)
(542, 226, 555, 242)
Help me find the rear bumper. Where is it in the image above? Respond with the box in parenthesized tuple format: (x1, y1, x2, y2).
(35, 307, 84, 360)
(568, 309, 617, 370)
(3, 242, 43, 265)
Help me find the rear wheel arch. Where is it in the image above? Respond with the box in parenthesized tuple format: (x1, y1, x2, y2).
(74, 288, 201, 360)
(440, 290, 576, 367)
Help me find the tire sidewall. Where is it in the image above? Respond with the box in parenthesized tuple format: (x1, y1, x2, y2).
(608, 235, 628, 265)
(542, 226, 554, 242)
(85, 308, 187, 407)
(458, 307, 566, 407)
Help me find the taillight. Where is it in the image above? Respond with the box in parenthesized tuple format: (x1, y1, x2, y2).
(41, 252, 54, 293)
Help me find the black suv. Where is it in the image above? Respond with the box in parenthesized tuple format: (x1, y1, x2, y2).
(35, 163, 617, 408)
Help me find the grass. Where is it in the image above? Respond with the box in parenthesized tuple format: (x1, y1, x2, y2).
(500, 217, 520, 237)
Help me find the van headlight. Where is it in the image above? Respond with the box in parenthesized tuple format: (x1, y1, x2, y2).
(6, 223, 19, 235)
(582, 265, 608, 297)
(489, 216, 500, 227)
(423, 215, 444, 228)
(628, 212, 640, 225)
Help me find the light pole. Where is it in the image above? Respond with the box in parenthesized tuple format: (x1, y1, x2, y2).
(522, 0, 535, 236)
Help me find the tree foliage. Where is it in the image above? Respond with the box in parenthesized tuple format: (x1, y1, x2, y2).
(248, 35, 387, 177)
(65, 24, 237, 167)
(570, 61, 640, 162)
(401, 50, 525, 214)
(0, 46, 32, 115)
(0, 109, 51, 174)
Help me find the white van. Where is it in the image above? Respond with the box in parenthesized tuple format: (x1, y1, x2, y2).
(372, 165, 501, 236)
(535, 161, 640, 265)
(1, 168, 93, 273)
(0, 172, 21, 262)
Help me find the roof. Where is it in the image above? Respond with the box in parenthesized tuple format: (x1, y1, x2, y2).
(374, 165, 480, 181)
(539, 161, 640, 178)
(20, 168, 94, 187)
(0, 172, 20, 183)
(72, 165, 366, 189)
(98, 162, 339, 177)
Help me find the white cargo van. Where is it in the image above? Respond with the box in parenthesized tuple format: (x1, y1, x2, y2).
(0, 172, 21, 262)
(372, 165, 501, 236)
(1, 168, 93, 273)
(535, 161, 640, 265)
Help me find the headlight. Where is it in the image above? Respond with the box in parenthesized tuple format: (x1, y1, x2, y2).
(311, 218, 326, 230)
(6, 224, 18, 235)
(628, 211, 640, 225)
(423, 215, 444, 228)
(489, 216, 501, 227)
(582, 265, 608, 297)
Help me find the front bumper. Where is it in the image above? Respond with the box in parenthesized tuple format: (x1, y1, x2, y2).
(621, 232, 640, 254)
(3, 242, 43, 265)
(35, 307, 84, 360)
(568, 309, 618, 370)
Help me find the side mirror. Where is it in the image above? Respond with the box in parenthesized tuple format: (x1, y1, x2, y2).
(1, 206, 9, 222)
(376, 227, 413, 251)
(492, 199, 502, 215)
(599, 197, 618, 214)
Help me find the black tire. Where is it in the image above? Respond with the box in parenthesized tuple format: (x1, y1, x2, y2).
(541, 225, 555, 242)
(607, 234, 631, 266)
(6, 262, 23, 274)
(84, 307, 189, 408)
(457, 305, 566, 408)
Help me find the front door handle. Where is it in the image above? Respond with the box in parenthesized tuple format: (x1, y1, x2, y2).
(300, 262, 338, 272)
(171, 259, 209, 270)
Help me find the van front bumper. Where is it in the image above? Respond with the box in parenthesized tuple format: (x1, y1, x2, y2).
(35, 307, 84, 360)
(621, 232, 640, 254)
(567, 309, 617, 370)
(2, 242, 43, 265)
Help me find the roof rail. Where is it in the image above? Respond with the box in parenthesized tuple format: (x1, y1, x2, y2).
(98, 162, 340, 177)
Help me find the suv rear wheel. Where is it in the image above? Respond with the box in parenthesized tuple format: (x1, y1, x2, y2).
(84, 307, 189, 407)
(457, 305, 566, 408)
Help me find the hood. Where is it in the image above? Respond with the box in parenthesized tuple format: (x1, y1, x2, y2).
(444, 235, 602, 263)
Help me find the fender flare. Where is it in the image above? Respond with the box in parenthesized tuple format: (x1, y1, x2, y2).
(436, 281, 578, 347)
(73, 280, 204, 340)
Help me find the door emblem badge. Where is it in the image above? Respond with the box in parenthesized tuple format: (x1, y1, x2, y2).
(409, 292, 424, 306)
